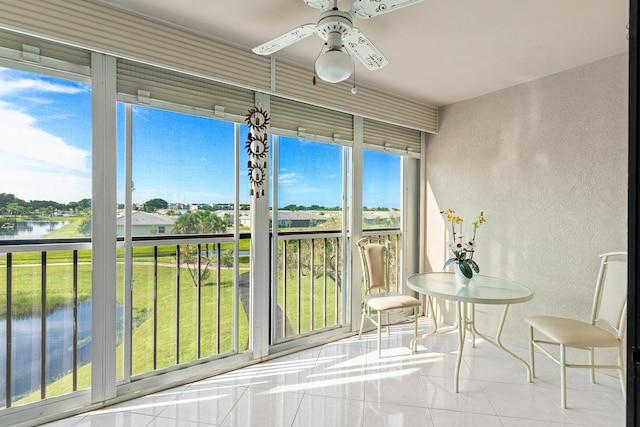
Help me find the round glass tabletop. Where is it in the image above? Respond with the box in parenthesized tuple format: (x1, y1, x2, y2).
(407, 272, 533, 304)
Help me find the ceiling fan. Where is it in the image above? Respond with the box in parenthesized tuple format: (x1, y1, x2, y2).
(252, 0, 424, 84)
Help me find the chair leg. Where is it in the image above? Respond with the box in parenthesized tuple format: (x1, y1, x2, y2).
(377, 310, 382, 358)
(386, 311, 390, 337)
(589, 347, 596, 384)
(528, 325, 536, 378)
(617, 344, 626, 400)
(358, 306, 366, 339)
(560, 344, 567, 409)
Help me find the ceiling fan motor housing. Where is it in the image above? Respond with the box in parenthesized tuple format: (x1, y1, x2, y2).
(317, 10, 352, 46)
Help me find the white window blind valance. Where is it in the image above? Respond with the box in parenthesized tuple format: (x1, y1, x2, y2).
(270, 96, 354, 142)
(116, 59, 255, 117)
(363, 118, 422, 157)
(0, 28, 90, 76)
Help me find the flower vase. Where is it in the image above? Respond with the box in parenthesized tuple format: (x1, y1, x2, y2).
(454, 263, 472, 286)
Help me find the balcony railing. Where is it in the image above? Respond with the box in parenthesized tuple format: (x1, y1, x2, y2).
(0, 238, 91, 409)
(271, 229, 402, 344)
(123, 234, 249, 377)
(0, 228, 402, 409)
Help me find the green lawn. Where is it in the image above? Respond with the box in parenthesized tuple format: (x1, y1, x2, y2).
(2, 237, 340, 407)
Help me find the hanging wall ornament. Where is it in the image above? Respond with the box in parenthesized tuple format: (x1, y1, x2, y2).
(245, 132, 268, 159)
(245, 106, 270, 198)
(245, 106, 270, 132)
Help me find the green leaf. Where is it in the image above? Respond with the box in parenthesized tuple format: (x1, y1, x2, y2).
(459, 261, 473, 278)
(443, 258, 456, 269)
(468, 259, 480, 273)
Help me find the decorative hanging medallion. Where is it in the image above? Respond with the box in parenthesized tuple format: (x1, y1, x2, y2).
(245, 107, 270, 132)
(245, 132, 268, 159)
(245, 106, 270, 198)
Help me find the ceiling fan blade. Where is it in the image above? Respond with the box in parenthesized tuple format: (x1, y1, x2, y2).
(303, 0, 332, 12)
(349, 0, 424, 19)
(344, 28, 388, 70)
(252, 24, 318, 55)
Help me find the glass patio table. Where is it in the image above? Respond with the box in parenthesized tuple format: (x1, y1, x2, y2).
(407, 272, 534, 392)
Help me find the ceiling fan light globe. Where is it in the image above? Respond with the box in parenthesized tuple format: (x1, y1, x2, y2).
(315, 49, 354, 83)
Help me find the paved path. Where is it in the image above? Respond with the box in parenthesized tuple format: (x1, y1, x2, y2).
(238, 271, 293, 339)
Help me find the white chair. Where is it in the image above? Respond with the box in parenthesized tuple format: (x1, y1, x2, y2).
(526, 251, 627, 408)
(357, 237, 421, 357)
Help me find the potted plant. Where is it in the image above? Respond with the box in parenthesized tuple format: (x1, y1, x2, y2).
(441, 209, 487, 285)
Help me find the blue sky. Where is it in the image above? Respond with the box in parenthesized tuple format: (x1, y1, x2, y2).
(2, 67, 400, 209)
(0, 67, 91, 203)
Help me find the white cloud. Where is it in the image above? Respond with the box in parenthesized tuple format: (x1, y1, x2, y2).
(0, 69, 85, 96)
(0, 102, 91, 202)
(278, 172, 300, 185)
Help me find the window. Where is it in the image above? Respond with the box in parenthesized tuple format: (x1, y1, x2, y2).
(0, 67, 92, 240)
(272, 136, 347, 341)
(0, 66, 92, 407)
(116, 105, 249, 378)
(362, 150, 401, 229)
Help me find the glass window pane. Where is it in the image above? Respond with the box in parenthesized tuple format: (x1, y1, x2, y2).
(0, 67, 91, 407)
(117, 106, 236, 237)
(363, 150, 401, 229)
(117, 106, 249, 377)
(0, 68, 91, 240)
(274, 137, 345, 340)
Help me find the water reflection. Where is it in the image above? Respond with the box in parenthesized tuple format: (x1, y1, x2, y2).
(0, 302, 122, 403)
(0, 220, 69, 240)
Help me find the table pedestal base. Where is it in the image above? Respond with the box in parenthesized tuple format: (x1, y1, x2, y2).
(411, 296, 532, 392)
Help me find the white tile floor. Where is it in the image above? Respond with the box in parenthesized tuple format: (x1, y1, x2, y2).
(43, 317, 625, 427)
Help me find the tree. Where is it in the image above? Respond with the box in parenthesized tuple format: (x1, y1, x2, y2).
(78, 217, 91, 235)
(172, 210, 226, 234)
(6, 202, 23, 217)
(143, 198, 168, 213)
(77, 198, 92, 209)
(172, 211, 228, 287)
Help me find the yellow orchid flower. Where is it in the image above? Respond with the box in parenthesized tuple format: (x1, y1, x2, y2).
(440, 209, 488, 280)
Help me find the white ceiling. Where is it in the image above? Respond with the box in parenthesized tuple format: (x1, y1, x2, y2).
(98, 0, 629, 107)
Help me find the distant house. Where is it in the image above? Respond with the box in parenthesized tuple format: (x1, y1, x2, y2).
(116, 210, 176, 236)
(239, 211, 251, 227)
(275, 211, 330, 228)
(363, 211, 399, 226)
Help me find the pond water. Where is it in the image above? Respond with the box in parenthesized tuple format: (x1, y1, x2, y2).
(0, 220, 69, 240)
(0, 301, 123, 403)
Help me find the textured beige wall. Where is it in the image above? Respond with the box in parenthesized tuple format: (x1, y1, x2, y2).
(424, 53, 628, 357)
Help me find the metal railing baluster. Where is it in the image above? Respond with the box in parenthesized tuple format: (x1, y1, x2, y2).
(282, 241, 287, 338)
(175, 246, 180, 365)
(297, 240, 301, 334)
(153, 246, 158, 370)
(6, 253, 12, 408)
(41, 251, 46, 400)
(216, 243, 221, 355)
(72, 250, 78, 391)
(310, 239, 315, 331)
(197, 243, 201, 359)
(323, 238, 327, 329)
(334, 238, 339, 325)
